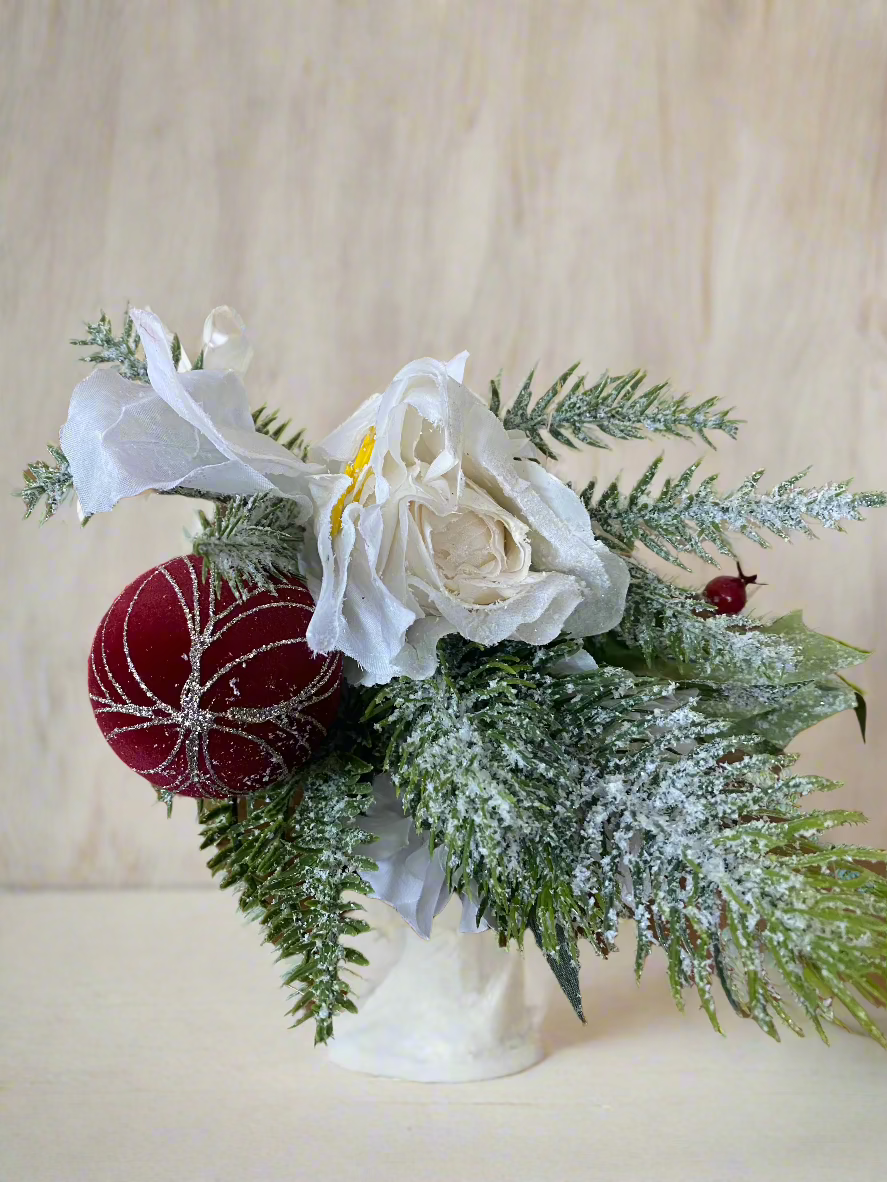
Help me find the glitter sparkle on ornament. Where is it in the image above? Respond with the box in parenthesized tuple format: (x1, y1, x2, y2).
(88, 555, 342, 798)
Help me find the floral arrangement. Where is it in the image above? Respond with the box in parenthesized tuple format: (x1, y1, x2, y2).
(20, 305, 887, 1048)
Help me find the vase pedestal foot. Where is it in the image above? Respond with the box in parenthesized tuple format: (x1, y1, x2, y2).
(327, 901, 545, 1082)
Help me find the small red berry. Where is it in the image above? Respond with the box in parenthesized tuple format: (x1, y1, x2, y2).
(703, 564, 758, 616)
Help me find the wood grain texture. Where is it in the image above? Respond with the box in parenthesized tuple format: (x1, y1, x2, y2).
(2, 0, 886, 884)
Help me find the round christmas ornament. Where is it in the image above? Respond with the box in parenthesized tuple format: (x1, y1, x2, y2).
(88, 555, 342, 798)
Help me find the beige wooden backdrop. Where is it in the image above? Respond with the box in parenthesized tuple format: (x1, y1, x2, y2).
(1, 0, 885, 885)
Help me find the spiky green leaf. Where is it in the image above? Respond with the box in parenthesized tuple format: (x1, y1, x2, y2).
(584, 459, 887, 569)
(199, 750, 377, 1044)
(497, 367, 740, 457)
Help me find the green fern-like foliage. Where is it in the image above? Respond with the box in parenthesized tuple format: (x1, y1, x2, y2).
(365, 636, 887, 1046)
(21, 321, 887, 1052)
(251, 405, 310, 460)
(190, 493, 306, 599)
(583, 701, 887, 1046)
(71, 308, 151, 381)
(592, 566, 868, 747)
(17, 444, 74, 521)
(199, 749, 377, 1044)
(365, 637, 616, 953)
(493, 367, 740, 459)
(583, 456, 887, 569)
(603, 562, 869, 684)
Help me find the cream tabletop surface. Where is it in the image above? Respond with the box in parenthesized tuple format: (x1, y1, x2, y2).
(1, 889, 885, 1182)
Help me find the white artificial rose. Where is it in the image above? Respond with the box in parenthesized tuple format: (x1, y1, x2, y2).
(60, 307, 311, 516)
(302, 354, 629, 684)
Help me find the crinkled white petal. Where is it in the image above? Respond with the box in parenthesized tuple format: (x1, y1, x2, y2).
(303, 480, 415, 685)
(310, 394, 382, 466)
(512, 459, 630, 637)
(458, 399, 629, 637)
(61, 307, 315, 516)
(303, 352, 628, 683)
(359, 775, 489, 938)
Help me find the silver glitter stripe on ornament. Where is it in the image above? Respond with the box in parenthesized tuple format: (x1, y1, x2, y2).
(89, 560, 340, 795)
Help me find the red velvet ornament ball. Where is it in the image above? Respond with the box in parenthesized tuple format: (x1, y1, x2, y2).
(88, 555, 342, 798)
(703, 564, 759, 616)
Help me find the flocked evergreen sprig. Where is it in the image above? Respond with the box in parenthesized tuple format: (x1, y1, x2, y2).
(574, 695, 887, 1047)
(492, 366, 740, 459)
(582, 455, 887, 569)
(198, 746, 377, 1043)
(361, 636, 887, 1046)
(71, 308, 151, 381)
(18, 313, 887, 1050)
(603, 561, 869, 686)
(19, 444, 74, 521)
(190, 493, 306, 599)
(363, 637, 605, 951)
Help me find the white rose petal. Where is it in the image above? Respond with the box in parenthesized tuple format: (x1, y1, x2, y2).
(303, 355, 629, 683)
(60, 307, 313, 516)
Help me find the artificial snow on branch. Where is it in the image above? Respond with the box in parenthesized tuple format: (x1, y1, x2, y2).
(18, 444, 74, 521)
(365, 627, 887, 1039)
(199, 749, 377, 1044)
(493, 366, 740, 459)
(604, 561, 869, 685)
(190, 493, 307, 599)
(365, 636, 597, 953)
(574, 698, 887, 1046)
(71, 308, 151, 381)
(583, 456, 887, 569)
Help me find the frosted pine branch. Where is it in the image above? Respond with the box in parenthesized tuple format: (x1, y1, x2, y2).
(17, 444, 75, 522)
(365, 637, 887, 1044)
(610, 562, 799, 680)
(190, 493, 306, 598)
(495, 366, 739, 459)
(364, 638, 646, 953)
(583, 456, 887, 568)
(200, 752, 377, 1045)
(578, 702, 887, 1046)
(605, 563, 869, 691)
(71, 308, 150, 381)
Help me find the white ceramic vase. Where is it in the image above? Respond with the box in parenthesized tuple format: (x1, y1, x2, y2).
(327, 899, 545, 1082)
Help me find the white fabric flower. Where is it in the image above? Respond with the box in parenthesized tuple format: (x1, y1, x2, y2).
(360, 776, 488, 938)
(302, 355, 629, 684)
(60, 307, 311, 516)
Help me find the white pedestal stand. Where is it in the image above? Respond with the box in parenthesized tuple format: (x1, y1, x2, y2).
(327, 900, 545, 1082)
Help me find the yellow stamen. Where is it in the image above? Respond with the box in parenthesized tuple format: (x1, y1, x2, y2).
(331, 428, 376, 537)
